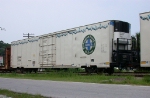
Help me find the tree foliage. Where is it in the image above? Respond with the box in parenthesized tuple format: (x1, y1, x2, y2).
(131, 32, 140, 50)
(0, 40, 10, 55)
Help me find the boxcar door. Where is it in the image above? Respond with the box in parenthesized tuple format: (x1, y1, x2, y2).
(39, 35, 56, 67)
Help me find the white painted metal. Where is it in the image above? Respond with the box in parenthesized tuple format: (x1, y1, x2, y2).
(11, 20, 130, 69)
(140, 12, 150, 67)
(11, 41, 18, 68)
(55, 21, 114, 68)
(11, 37, 40, 68)
(39, 34, 56, 67)
(21, 39, 27, 67)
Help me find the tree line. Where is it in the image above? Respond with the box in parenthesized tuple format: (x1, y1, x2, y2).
(131, 32, 140, 50)
(0, 40, 10, 55)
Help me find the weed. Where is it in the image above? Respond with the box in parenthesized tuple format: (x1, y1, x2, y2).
(143, 76, 150, 83)
(0, 71, 150, 86)
(0, 89, 45, 98)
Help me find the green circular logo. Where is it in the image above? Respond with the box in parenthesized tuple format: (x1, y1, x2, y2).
(82, 35, 96, 55)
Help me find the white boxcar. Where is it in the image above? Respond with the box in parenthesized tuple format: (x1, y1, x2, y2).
(140, 12, 150, 67)
(11, 20, 131, 72)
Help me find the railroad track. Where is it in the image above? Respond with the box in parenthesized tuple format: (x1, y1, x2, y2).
(0, 71, 150, 77)
(78, 72, 150, 77)
(112, 72, 150, 77)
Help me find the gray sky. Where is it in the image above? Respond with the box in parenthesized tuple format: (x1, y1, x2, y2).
(0, 0, 149, 44)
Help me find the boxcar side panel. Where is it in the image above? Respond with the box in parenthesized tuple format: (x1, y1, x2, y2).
(55, 21, 112, 68)
(56, 34, 61, 65)
(11, 41, 18, 68)
(21, 39, 27, 67)
(64, 34, 73, 65)
(72, 32, 82, 67)
(90, 21, 110, 68)
(140, 12, 150, 67)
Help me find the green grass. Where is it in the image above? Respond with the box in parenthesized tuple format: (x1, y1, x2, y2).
(0, 89, 46, 98)
(0, 69, 150, 86)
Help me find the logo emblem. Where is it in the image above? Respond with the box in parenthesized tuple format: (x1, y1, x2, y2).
(82, 35, 96, 55)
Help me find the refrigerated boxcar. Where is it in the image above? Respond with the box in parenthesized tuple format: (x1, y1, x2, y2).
(11, 20, 134, 73)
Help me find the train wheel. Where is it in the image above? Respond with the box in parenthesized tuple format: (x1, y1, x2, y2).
(20, 68, 24, 73)
(25, 69, 30, 73)
(13, 69, 17, 73)
(29, 69, 32, 73)
(85, 67, 92, 74)
(97, 68, 104, 74)
(107, 67, 114, 75)
(33, 69, 38, 73)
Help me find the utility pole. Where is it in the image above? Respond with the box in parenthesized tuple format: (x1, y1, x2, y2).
(23, 33, 34, 38)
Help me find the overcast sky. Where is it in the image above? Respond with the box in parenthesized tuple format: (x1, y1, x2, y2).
(0, 0, 150, 43)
